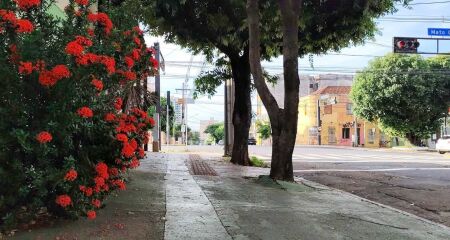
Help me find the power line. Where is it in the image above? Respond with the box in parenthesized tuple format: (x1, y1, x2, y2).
(408, 0, 450, 5)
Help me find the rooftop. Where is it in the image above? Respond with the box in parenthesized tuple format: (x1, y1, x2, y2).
(311, 86, 351, 95)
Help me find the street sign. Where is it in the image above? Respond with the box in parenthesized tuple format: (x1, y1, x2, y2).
(428, 28, 450, 37)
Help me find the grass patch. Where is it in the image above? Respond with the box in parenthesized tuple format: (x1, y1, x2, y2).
(250, 156, 269, 168)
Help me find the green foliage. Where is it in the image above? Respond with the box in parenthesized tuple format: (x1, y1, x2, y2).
(350, 54, 450, 142)
(256, 121, 271, 140)
(189, 131, 200, 145)
(250, 156, 269, 168)
(204, 123, 224, 144)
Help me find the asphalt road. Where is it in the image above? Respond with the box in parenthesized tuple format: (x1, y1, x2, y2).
(163, 145, 450, 226)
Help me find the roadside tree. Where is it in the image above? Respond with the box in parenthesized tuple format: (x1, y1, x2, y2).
(350, 54, 450, 146)
(247, 0, 409, 181)
(204, 123, 225, 144)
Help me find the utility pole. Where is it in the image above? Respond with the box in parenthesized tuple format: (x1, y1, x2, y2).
(354, 114, 358, 147)
(152, 42, 161, 152)
(166, 91, 170, 145)
(224, 78, 234, 156)
(176, 84, 191, 145)
(224, 80, 229, 156)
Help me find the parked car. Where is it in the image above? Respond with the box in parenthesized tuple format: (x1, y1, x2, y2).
(218, 140, 224, 145)
(436, 135, 450, 154)
(248, 137, 256, 145)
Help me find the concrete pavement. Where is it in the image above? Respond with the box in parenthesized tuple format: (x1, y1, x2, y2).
(10, 152, 450, 240)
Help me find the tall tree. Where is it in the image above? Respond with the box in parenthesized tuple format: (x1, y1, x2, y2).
(247, 0, 409, 181)
(350, 54, 450, 146)
(131, 0, 254, 165)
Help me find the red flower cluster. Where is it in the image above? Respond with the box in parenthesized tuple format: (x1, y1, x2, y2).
(124, 56, 134, 69)
(55, 195, 72, 208)
(66, 36, 92, 56)
(116, 133, 128, 142)
(120, 71, 136, 81)
(95, 162, 109, 179)
(18, 61, 33, 75)
(131, 49, 140, 61)
(16, 19, 33, 33)
(133, 37, 141, 46)
(87, 13, 113, 35)
(15, 0, 41, 10)
(133, 26, 143, 35)
(150, 57, 159, 70)
(86, 210, 96, 220)
(91, 79, 103, 91)
(64, 169, 78, 181)
(77, 106, 94, 118)
(91, 199, 101, 208)
(0, 11, 34, 34)
(36, 131, 52, 143)
(38, 65, 71, 87)
(79, 185, 93, 197)
(104, 113, 116, 122)
(75, 0, 89, 6)
(114, 97, 123, 111)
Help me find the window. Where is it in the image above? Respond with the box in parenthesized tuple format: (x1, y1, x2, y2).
(368, 128, 376, 144)
(328, 127, 336, 143)
(342, 128, 350, 139)
(346, 103, 353, 115)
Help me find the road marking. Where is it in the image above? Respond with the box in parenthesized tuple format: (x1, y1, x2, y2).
(294, 167, 450, 173)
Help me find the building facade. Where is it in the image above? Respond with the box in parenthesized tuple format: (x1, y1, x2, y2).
(296, 86, 383, 148)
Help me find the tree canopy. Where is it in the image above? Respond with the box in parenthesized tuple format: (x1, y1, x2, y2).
(350, 54, 450, 145)
(204, 123, 225, 144)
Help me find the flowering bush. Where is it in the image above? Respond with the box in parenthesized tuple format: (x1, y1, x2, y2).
(0, 0, 157, 230)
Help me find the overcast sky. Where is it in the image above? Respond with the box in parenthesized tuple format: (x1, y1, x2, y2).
(143, 1, 450, 131)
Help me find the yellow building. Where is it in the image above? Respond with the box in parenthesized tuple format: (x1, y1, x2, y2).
(296, 86, 383, 148)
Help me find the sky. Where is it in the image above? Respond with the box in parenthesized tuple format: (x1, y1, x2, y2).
(143, 1, 450, 131)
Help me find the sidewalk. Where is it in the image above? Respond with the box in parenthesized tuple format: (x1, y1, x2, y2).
(11, 152, 450, 240)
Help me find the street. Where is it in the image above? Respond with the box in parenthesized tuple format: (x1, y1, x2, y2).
(163, 145, 450, 227)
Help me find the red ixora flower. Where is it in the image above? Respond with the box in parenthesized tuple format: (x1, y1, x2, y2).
(95, 162, 109, 179)
(133, 26, 143, 35)
(65, 41, 84, 56)
(124, 56, 134, 69)
(77, 106, 93, 118)
(91, 79, 103, 91)
(36, 131, 52, 143)
(148, 117, 155, 127)
(116, 133, 128, 143)
(55, 195, 72, 208)
(122, 71, 136, 81)
(64, 169, 78, 181)
(104, 113, 116, 122)
(15, 19, 34, 33)
(114, 97, 123, 111)
(18, 61, 33, 75)
(0, 10, 17, 23)
(87, 12, 113, 35)
(86, 210, 96, 220)
(75, 0, 89, 6)
(121, 143, 135, 158)
(91, 199, 101, 208)
(38, 65, 71, 87)
(15, 0, 41, 10)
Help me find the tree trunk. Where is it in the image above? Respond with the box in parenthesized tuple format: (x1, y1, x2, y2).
(229, 54, 252, 166)
(247, 0, 302, 181)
